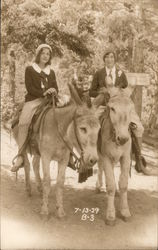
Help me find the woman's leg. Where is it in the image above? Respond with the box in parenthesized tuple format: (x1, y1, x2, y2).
(11, 98, 43, 172)
(11, 124, 30, 172)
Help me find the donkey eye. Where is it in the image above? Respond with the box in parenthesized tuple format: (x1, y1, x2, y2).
(80, 127, 87, 134)
(110, 107, 115, 112)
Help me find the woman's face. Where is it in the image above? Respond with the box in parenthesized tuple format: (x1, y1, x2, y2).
(104, 53, 115, 69)
(39, 48, 51, 65)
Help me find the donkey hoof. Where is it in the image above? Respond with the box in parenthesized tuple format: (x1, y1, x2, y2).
(58, 215, 68, 221)
(96, 187, 106, 194)
(58, 212, 66, 219)
(40, 206, 49, 216)
(40, 213, 49, 221)
(115, 191, 119, 197)
(96, 188, 101, 194)
(57, 208, 66, 219)
(120, 215, 131, 222)
(105, 218, 116, 226)
(37, 186, 43, 195)
(26, 188, 32, 197)
(119, 209, 131, 222)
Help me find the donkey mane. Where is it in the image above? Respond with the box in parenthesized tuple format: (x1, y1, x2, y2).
(109, 89, 131, 106)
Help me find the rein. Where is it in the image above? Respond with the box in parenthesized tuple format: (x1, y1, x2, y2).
(52, 94, 84, 170)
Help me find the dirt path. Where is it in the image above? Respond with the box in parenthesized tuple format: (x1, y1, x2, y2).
(1, 128, 158, 250)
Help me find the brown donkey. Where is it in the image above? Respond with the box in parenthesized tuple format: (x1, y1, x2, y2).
(95, 88, 134, 226)
(12, 84, 103, 218)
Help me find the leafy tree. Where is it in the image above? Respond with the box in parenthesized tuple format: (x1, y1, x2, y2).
(1, 0, 158, 130)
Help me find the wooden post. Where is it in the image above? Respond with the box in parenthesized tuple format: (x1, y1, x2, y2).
(131, 86, 142, 117)
(129, 4, 146, 118)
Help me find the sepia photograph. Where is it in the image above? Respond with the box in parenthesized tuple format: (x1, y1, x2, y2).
(1, 0, 158, 249)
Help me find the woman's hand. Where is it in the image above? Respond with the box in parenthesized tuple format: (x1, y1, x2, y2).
(43, 88, 57, 96)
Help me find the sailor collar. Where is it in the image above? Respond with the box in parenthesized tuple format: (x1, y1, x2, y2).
(32, 62, 50, 75)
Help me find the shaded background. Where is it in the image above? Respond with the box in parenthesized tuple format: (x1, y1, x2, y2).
(1, 0, 158, 134)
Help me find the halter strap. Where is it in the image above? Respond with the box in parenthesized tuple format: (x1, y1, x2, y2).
(73, 111, 85, 165)
(52, 94, 84, 170)
(100, 106, 116, 143)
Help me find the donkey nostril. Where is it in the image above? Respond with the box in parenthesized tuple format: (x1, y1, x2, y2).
(90, 159, 94, 164)
(117, 136, 129, 145)
(89, 158, 97, 166)
(122, 137, 129, 144)
(117, 136, 121, 142)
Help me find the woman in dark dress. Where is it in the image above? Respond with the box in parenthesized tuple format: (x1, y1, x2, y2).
(11, 44, 59, 172)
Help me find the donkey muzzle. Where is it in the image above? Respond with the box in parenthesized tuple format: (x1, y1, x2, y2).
(88, 156, 98, 167)
(116, 136, 129, 146)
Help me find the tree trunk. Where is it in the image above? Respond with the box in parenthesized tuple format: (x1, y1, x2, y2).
(8, 52, 16, 102)
(130, 4, 145, 119)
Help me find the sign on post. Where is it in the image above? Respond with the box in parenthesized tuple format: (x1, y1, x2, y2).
(125, 73, 150, 86)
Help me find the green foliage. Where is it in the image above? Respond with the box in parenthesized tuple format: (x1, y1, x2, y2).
(1, 0, 91, 56)
(1, 75, 17, 122)
(1, 0, 158, 129)
(78, 15, 95, 34)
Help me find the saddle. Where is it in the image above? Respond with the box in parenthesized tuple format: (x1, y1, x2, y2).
(11, 102, 24, 129)
(11, 98, 52, 157)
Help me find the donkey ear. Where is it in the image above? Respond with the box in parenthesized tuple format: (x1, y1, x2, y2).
(95, 105, 106, 119)
(92, 93, 105, 108)
(68, 83, 83, 106)
(122, 87, 132, 97)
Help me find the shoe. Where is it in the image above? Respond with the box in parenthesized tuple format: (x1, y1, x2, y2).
(11, 155, 24, 172)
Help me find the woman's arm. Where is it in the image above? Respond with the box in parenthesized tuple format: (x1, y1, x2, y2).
(25, 67, 44, 97)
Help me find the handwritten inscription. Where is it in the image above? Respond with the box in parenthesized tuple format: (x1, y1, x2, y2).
(74, 207, 99, 221)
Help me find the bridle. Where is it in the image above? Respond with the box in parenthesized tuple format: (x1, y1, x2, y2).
(100, 105, 117, 144)
(73, 113, 84, 161)
(103, 104, 131, 146)
(52, 94, 85, 171)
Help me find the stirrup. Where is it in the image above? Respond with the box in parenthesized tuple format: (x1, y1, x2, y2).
(67, 158, 77, 170)
(11, 154, 24, 172)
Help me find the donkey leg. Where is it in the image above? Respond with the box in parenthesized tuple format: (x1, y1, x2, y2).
(32, 155, 42, 194)
(56, 158, 68, 218)
(96, 159, 104, 193)
(23, 152, 31, 196)
(40, 154, 51, 215)
(102, 156, 116, 225)
(119, 155, 131, 221)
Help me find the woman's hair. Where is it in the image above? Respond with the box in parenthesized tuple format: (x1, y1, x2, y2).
(35, 48, 52, 65)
